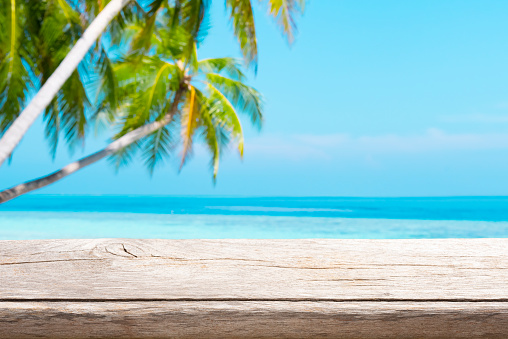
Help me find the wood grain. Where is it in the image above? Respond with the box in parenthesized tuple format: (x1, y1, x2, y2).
(1, 238, 508, 338)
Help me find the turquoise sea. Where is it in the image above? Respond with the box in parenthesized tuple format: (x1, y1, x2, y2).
(1, 195, 508, 239)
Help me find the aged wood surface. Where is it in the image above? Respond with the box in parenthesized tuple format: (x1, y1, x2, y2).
(1, 238, 508, 338)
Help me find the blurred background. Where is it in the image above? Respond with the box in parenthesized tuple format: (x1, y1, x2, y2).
(3, 0, 508, 197)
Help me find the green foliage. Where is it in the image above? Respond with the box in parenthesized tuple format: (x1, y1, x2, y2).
(0, 0, 29, 133)
(142, 125, 175, 175)
(225, 0, 305, 69)
(0, 0, 147, 157)
(0, 0, 303, 179)
(128, 0, 305, 71)
(0, 0, 108, 157)
(264, 0, 304, 44)
(225, 0, 257, 68)
(96, 0, 299, 180)
(205, 73, 263, 128)
(110, 18, 264, 179)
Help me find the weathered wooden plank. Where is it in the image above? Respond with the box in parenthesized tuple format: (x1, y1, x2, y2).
(1, 239, 508, 338)
(1, 301, 508, 338)
(1, 239, 508, 300)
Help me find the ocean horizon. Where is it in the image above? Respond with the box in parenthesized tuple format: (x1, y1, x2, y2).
(1, 195, 508, 240)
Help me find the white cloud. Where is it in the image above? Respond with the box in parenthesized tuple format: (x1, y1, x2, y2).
(351, 128, 508, 152)
(495, 102, 508, 110)
(245, 135, 330, 160)
(440, 113, 508, 123)
(295, 134, 349, 147)
(242, 129, 508, 161)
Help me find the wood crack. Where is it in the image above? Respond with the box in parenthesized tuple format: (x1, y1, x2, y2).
(121, 244, 138, 258)
(0, 258, 105, 266)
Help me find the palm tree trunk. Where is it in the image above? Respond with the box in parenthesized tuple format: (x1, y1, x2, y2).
(0, 88, 185, 204)
(0, 0, 131, 167)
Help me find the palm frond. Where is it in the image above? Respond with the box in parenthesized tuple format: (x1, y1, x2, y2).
(58, 69, 91, 152)
(41, 67, 90, 157)
(141, 123, 176, 175)
(205, 73, 263, 128)
(200, 106, 223, 181)
(179, 0, 210, 43)
(79, 0, 143, 43)
(54, 0, 81, 26)
(0, 0, 29, 134)
(94, 42, 119, 117)
(225, 0, 257, 68)
(198, 57, 244, 80)
(114, 58, 179, 138)
(188, 43, 199, 73)
(109, 139, 140, 170)
(206, 83, 244, 156)
(156, 23, 193, 60)
(265, 0, 304, 44)
(180, 86, 199, 168)
(143, 61, 174, 117)
(42, 98, 60, 157)
(0, 1, 9, 55)
(130, 13, 157, 56)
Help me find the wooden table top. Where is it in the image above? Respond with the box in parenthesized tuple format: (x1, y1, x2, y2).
(1, 238, 508, 338)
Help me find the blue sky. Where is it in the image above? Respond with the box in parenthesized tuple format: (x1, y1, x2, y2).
(3, 0, 508, 196)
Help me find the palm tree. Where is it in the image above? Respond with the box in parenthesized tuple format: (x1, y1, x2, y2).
(0, 0, 304, 167)
(0, 0, 116, 157)
(0, 32, 263, 203)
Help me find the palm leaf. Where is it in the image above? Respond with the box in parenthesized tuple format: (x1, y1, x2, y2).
(200, 107, 220, 180)
(114, 58, 179, 138)
(179, 0, 210, 42)
(109, 139, 140, 170)
(225, 0, 257, 68)
(130, 13, 157, 56)
(54, 0, 81, 26)
(198, 57, 244, 80)
(180, 86, 199, 168)
(93, 42, 119, 120)
(0, 0, 29, 133)
(206, 83, 244, 156)
(42, 98, 60, 158)
(141, 124, 176, 175)
(58, 69, 91, 153)
(265, 0, 304, 44)
(205, 73, 263, 128)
